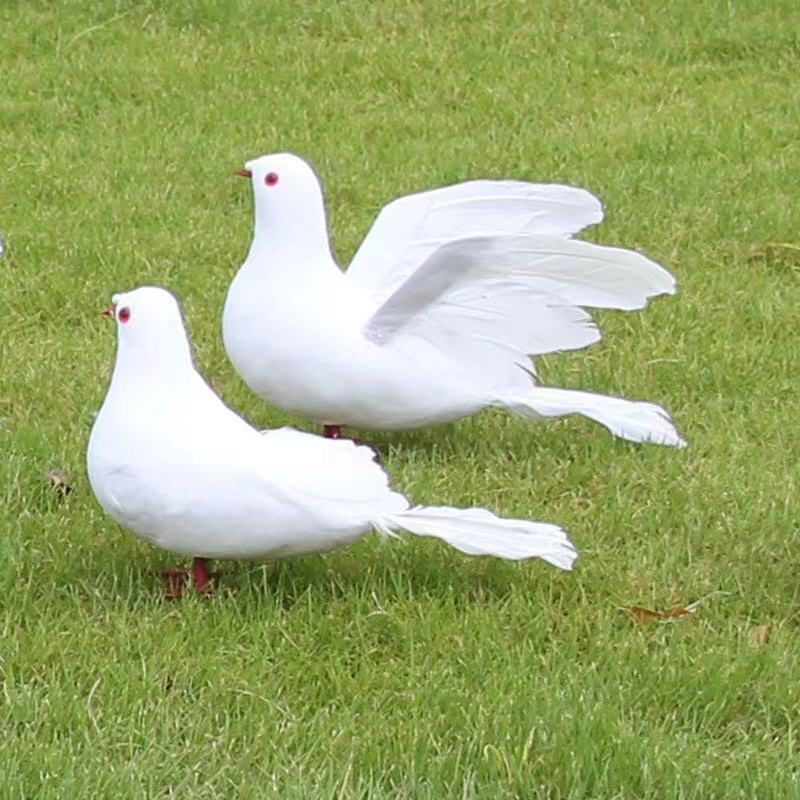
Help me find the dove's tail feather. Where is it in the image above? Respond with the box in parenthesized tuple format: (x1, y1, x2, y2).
(373, 506, 577, 570)
(501, 385, 686, 448)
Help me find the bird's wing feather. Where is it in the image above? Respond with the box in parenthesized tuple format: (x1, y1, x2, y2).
(363, 234, 675, 365)
(346, 180, 604, 296)
(259, 427, 407, 513)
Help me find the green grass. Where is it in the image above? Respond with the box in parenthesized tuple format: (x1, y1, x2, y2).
(2, 0, 800, 796)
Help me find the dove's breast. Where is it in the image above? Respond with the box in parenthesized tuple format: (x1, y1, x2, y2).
(223, 261, 373, 411)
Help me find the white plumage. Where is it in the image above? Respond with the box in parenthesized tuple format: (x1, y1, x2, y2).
(223, 152, 685, 447)
(87, 287, 577, 593)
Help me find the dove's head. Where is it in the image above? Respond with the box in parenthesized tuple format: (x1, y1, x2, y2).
(104, 286, 194, 377)
(237, 152, 330, 258)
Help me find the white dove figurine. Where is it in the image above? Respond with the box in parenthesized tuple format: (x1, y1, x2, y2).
(87, 286, 577, 596)
(223, 153, 685, 447)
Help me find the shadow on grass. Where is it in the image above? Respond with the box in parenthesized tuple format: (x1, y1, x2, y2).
(47, 534, 574, 617)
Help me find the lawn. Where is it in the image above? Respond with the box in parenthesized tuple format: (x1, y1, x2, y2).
(2, 0, 799, 797)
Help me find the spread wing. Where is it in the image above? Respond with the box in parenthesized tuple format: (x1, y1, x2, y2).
(346, 179, 604, 297)
(363, 235, 676, 376)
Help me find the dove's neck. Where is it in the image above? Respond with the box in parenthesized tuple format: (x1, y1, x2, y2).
(108, 329, 204, 406)
(246, 192, 338, 281)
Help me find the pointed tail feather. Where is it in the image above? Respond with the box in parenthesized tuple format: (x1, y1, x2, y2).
(373, 506, 577, 570)
(502, 385, 686, 447)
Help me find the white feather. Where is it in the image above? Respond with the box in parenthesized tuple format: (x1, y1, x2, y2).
(347, 180, 604, 296)
(375, 506, 577, 570)
(365, 234, 675, 348)
(501, 386, 687, 448)
(360, 234, 676, 398)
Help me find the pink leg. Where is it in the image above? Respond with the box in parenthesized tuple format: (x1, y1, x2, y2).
(191, 557, 216, 594)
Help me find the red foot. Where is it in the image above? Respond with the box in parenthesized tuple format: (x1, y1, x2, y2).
(192, 557, 218, 594)
(153, 557, 220, 599)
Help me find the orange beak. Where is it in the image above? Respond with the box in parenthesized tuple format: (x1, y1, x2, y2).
(101, 306, 114, 318)
(235, 169, 252, 178)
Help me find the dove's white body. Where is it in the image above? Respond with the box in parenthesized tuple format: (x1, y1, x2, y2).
(223, 153, 685, 446)
(89, 387, 405, 559)
(88, 287, 577, 569)
(224, 265, 485, 429)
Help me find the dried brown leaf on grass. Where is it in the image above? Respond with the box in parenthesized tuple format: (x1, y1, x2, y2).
(621, 604, 697, 622)
(620, 592, 732, 623)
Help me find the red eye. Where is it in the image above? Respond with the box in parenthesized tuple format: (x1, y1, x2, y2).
(265, 172, 279, 187)
(117, 306, 131, 323)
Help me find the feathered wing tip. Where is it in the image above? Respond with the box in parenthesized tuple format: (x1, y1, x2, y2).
(502, 386, 687, 448)
(373, 506, 578, 570)
(346, 181, 606, 294)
